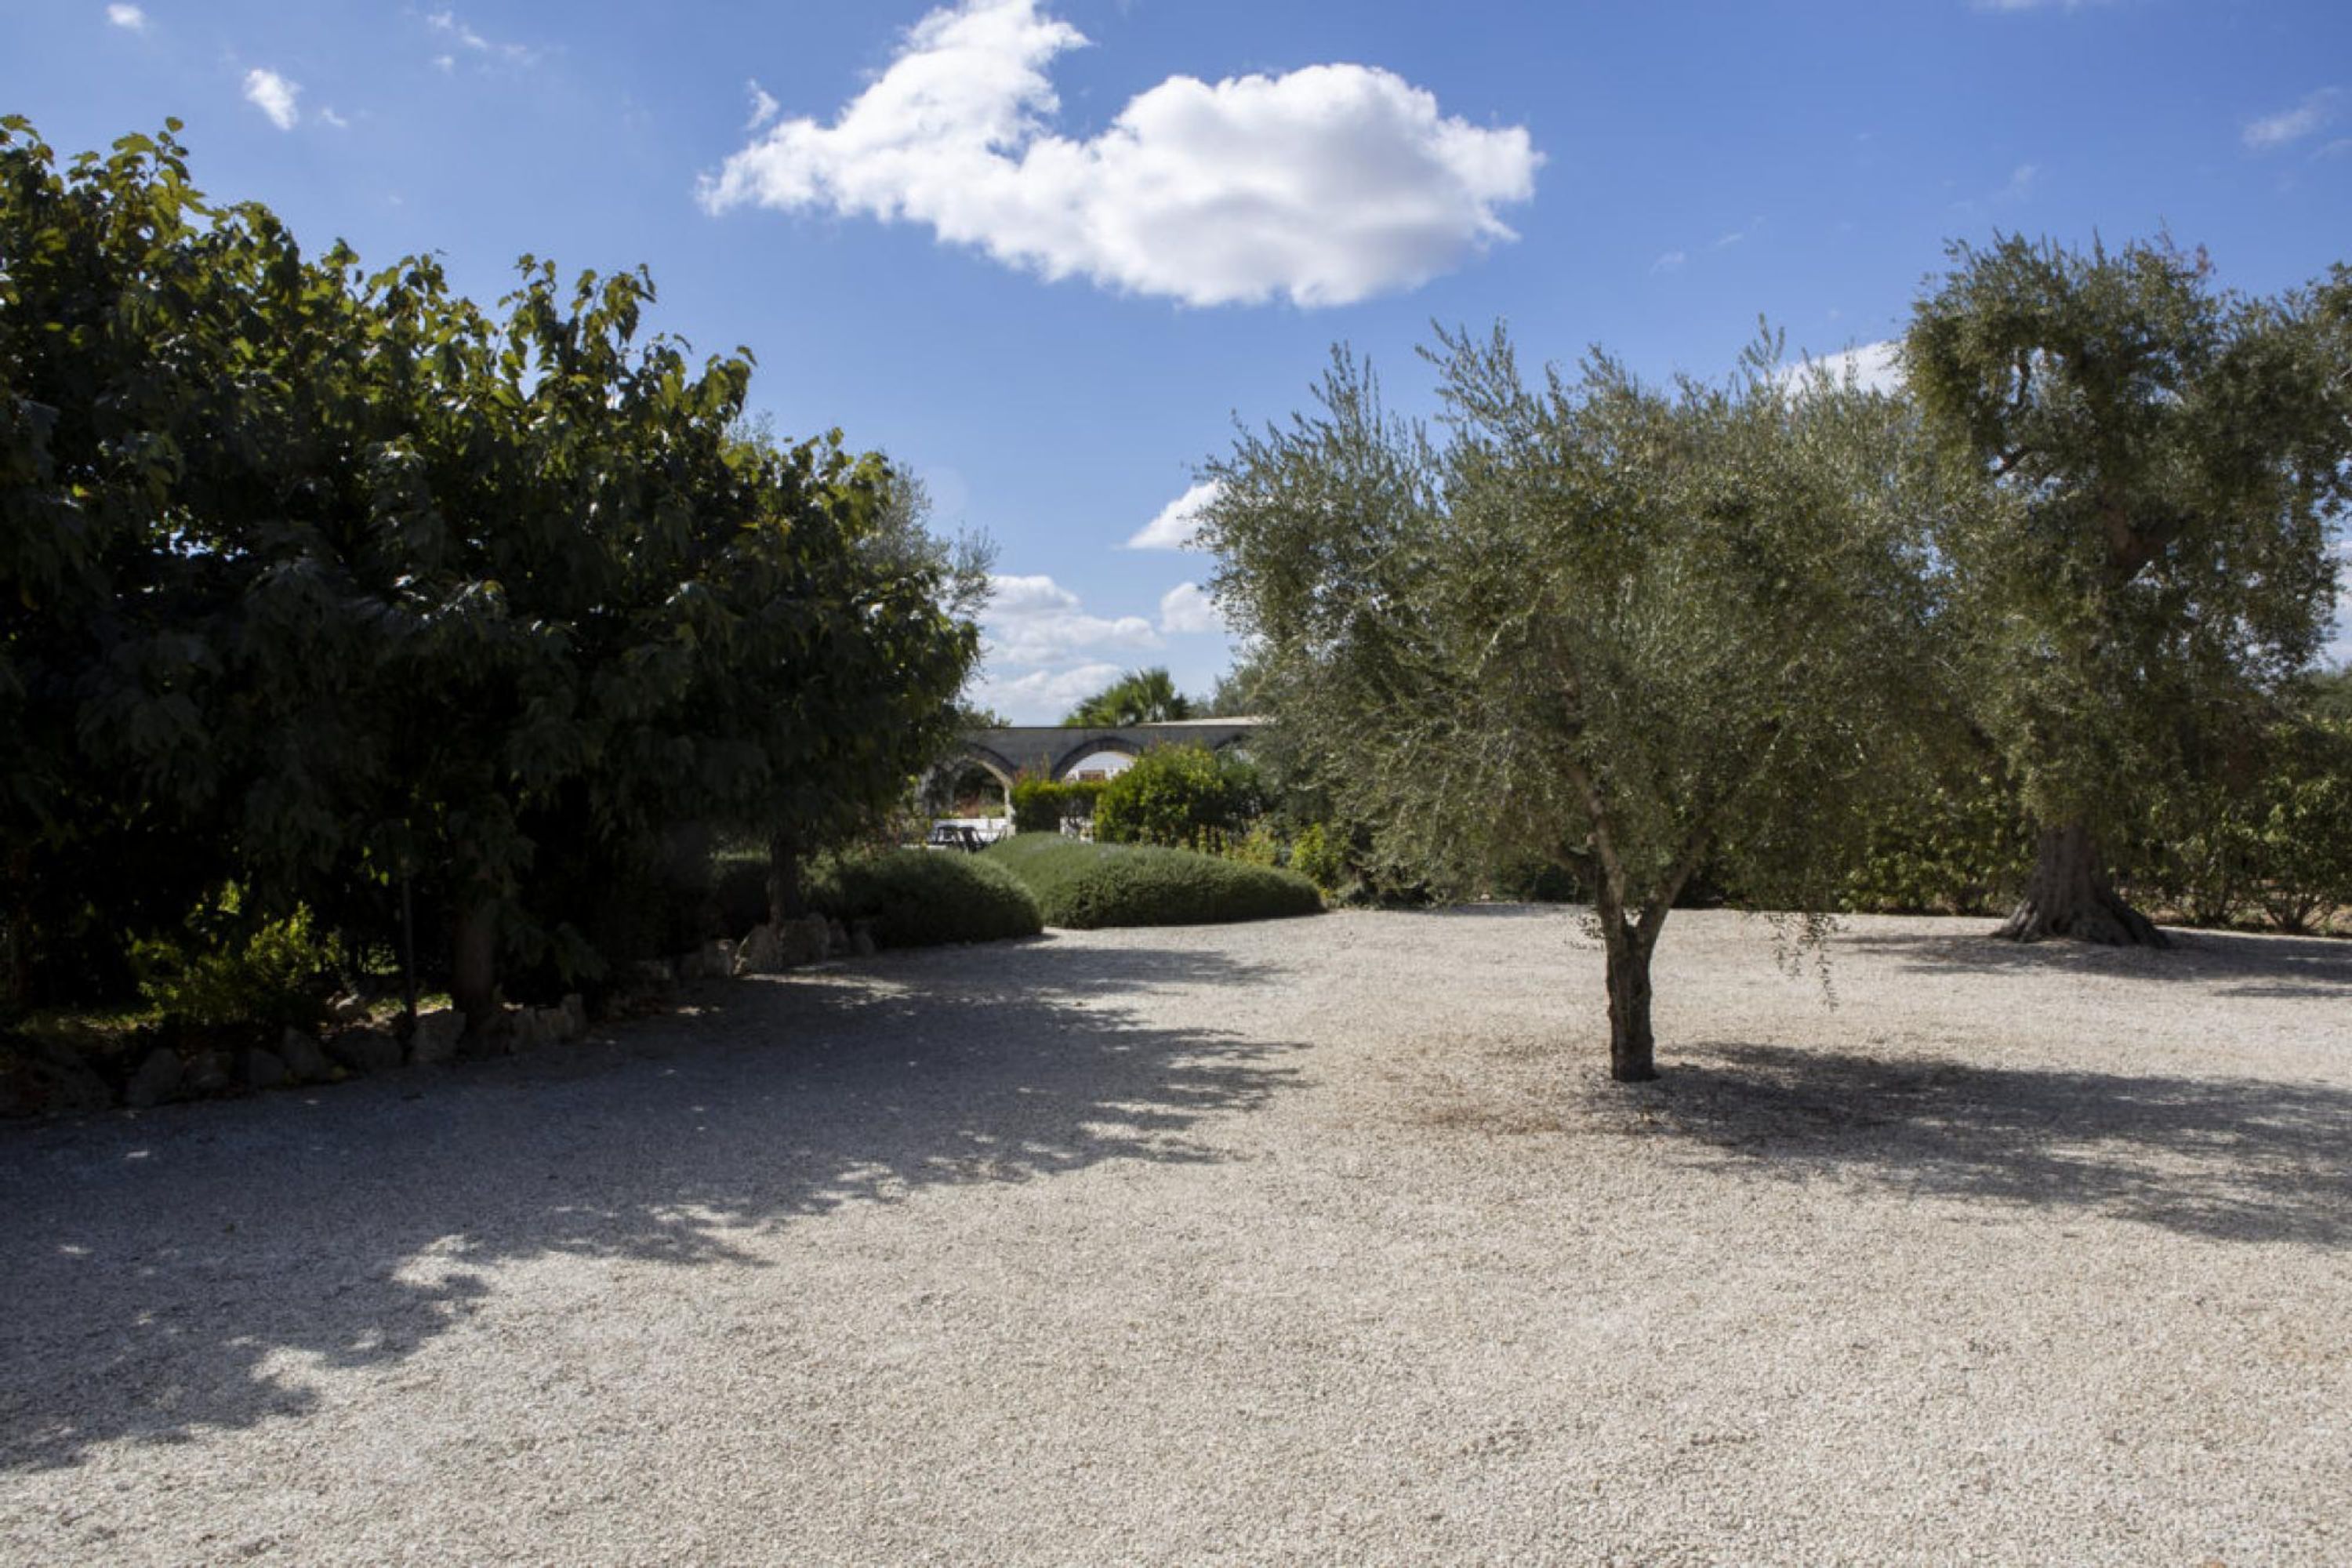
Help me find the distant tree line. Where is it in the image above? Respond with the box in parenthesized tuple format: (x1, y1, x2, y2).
(2, 121, 983, 1038)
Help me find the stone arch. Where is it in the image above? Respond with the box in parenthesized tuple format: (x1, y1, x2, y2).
(958, 746, 1020, 797)
(925, 745, 1018, 817)
(1051, 734, 1141, 782)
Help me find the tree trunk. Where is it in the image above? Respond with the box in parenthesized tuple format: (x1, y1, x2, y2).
(1994, 822, 2167, 947)
(1598, 908, 1660, 1083)
(766, 831, 805, 928)
(450, 896, 501, 1039)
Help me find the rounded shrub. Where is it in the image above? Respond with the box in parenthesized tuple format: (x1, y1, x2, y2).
(985, 837, 1322, 929)
(807, 850, 1043, 947)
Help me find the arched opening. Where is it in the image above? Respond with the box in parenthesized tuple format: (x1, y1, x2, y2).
(1052, 736, 1142, 782)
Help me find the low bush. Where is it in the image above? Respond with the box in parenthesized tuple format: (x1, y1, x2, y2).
(127, 892, 337, 1033)
(807, 850, 1043, 947)
(986, 836, 1322, 928)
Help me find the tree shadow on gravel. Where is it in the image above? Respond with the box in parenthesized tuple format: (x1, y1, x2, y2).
(0, 942, 1302, 1472)
(1838, 925, 2352, 1000)
(1639, 1040, 2352, 1250)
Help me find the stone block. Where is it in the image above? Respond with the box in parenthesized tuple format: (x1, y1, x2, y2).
(328, 1026, 405, 1076)
(125, 1048, 183, 1109)
(278, 1027, 332, 1083)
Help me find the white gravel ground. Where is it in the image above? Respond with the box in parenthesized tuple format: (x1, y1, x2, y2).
(4, 907, 2349, 1566)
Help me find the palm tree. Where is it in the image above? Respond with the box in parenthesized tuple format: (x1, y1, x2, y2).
(1062, 666, 1196, 726)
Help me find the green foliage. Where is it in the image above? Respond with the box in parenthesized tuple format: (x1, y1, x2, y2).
(985, 837, 1323, 928)
(0, 120, 982, 1025)
(807, 851, 1043, 947)
(2242, 720, 2352, 931)
(2132, 717, 2352, 931)
(1841, 776, 2034, 916)
(1222, 820, 1286, 869)
(1902, 234, 2350, 859)
(129, 895, 335, 1033)
(1062, 666, 1195, 726)
(1010, 777, 1108, 835)
(1288, 823, 1347, 894)
(1202, 325, 1938, 1072)
(1093, 745, 1263, 847)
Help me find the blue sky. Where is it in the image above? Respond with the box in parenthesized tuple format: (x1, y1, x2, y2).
(6, 0, 2348, 717)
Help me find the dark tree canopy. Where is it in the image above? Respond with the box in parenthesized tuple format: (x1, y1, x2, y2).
(2, 120, 981, 1028)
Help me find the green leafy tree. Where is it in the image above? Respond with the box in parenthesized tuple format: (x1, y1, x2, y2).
(1903, 234, 2351, 945)
(1063, 666, 1195, 726)
(1092, 744, 1261, 847)
(2, 121, 984, 1036)
(1203, 330, 1940, 1080)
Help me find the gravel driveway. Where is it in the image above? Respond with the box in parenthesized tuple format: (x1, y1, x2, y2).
(5, 908, 2349, 1565)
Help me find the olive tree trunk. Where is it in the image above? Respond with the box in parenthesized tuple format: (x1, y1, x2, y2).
(1994, 822, 2167, 947)
(1595, 887, 1661, 1083)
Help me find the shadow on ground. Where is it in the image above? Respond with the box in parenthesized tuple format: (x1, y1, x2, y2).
(0, 942, 1302, 1472)
(1640, 1040, 2352, 1250)
(1839, 924, 2352, 1000)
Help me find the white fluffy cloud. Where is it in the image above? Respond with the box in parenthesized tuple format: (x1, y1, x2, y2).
(243, 68, 300, 131)
(1127, 480, 1220, 550)
(979, 662, 1126, 720)
(985, 573, 1160, 665)
(699, 0, 1541, 307)
(106, 5, 147, 32)
(1159, 581, 1221, 635)
(2245, 89, 2342, 151)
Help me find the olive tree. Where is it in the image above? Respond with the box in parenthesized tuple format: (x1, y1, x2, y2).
(1203, 329, 1941, 1080)
(1904, 235, 2350, 945)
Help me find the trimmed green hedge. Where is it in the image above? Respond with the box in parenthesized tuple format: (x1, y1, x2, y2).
(807, 850, 1044, 947)
(985, 837, 1323, 929)
(1010, 776, 1107, 834)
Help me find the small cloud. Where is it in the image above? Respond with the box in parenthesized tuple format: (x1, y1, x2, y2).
(426, 8, 539, 68)
(2318, 137, 2352, 160)
(2245, 89, 2343, 152)
(1127, 480, 1221, 550)
(1159, 582, 1221, 635)
(243, 68, 300, 131)
(745, 79, 780, 131)
(1951, 162, 2039, 215)
(1711, 221, 1757, 249)
(1650, 249, 1687, 274)
(105, 4, 147, 31)
(434, 54, 456, 74)
(318, 107, 350, 129)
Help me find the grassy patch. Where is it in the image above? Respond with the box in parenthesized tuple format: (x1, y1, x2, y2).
(985, 836, 1324, 929)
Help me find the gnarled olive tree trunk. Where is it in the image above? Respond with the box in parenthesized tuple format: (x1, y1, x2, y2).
(1994, 822, 2166, 947)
